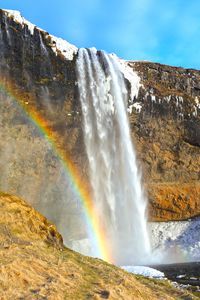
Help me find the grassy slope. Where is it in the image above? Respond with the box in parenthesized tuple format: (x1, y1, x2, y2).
(0, 192, 197, 299)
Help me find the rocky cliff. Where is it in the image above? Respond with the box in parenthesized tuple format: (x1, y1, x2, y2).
(0, 9, 199, 230)
(129, 62, 200, 221)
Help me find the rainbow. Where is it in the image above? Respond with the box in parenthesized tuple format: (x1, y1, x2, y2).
(0, 78, 113, 263)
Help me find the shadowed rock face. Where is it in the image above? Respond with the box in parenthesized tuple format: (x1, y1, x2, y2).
(0, 9, 87, 244)
(0, 9, 199, 224)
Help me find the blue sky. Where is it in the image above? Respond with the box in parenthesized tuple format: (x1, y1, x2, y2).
(1, 0, 200, 69)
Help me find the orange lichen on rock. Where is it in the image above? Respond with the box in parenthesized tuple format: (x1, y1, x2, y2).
(148, 182, 200, 221)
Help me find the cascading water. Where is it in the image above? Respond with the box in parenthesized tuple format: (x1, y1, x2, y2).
(76, 48, 151, 265)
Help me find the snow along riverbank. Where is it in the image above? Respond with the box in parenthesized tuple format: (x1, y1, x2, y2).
(149, 216, 200, 263)
(122, 266, 165, 279)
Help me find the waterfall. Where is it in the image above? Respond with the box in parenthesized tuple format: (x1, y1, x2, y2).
(76, 48, 151, 265)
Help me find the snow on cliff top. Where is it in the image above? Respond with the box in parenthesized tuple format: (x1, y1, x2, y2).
(2, 9, 77, 60)
(110, 53, 141, 103)
(3, 9, 36, 34)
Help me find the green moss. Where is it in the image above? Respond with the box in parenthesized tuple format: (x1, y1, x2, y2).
(0, 191, 12, 197)
(36, 77, 51, 85)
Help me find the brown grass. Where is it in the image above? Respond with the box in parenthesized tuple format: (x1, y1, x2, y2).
(0, 192, 197, 299)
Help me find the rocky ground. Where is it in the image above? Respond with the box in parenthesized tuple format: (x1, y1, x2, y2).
(0, 192, 198, 300)
(152, 262, 200, 297)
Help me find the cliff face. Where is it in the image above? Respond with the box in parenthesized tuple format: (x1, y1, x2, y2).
(0, 9, 199, 225)
(129, 62, 200, 220)
(0, 9, 87, 243)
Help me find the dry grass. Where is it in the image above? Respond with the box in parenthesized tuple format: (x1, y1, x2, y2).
(0, 192, 197, 299)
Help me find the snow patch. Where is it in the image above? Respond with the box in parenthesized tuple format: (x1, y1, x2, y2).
(195, 96, 200, 109)
(194, 97, 200, 116)
(113, 57, 142, 114)
(175, 95, 184, 108)
(115, 57, 141, 101)
(122, 266, 165, 279)
(166, 95, 172, 103)
(49, 35, 77, 61)
(193, 107, 198, 117)
(128, 102, 142, 114)
(150, 217, 200, 264)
